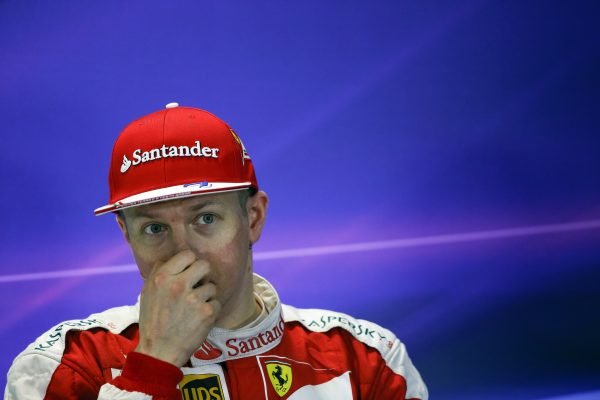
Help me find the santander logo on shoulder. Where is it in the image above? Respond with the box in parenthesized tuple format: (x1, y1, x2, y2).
(120, 141, 220, 174)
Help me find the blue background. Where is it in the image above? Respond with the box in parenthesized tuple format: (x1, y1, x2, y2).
(1, 1, 599, 399)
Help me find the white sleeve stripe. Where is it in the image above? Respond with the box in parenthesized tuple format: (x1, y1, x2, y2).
(98, 383, 153, 400)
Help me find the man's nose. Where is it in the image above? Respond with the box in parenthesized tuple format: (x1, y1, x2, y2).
(169, 225, 199, 256)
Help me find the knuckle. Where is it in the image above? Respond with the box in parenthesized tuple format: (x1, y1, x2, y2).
(201, 302, 216, 319)
(168, 279, 185, 297)
(186, 292, 199, 305)
(152, 272, 166, 286)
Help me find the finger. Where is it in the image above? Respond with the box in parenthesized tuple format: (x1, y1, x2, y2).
(185, 285, 217, 306)
(204, 299, 222, 320)
(184, 260, 211, 288)
(193, 282, 217, 301)
(159, 250, 197, 275)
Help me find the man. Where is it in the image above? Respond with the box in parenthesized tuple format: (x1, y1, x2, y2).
(5, 104, 428, 399)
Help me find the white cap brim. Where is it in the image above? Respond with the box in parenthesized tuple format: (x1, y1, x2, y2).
(94, 181, 252, 216)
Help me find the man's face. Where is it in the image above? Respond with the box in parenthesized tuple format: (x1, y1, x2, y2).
(117, 190, 268, 322)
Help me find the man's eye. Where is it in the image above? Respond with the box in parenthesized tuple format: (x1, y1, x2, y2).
(143, 224, 165, 235)
(198, 214, 216, 225)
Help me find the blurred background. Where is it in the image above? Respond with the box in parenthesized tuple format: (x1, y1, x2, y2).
(1, 1, 599, 399)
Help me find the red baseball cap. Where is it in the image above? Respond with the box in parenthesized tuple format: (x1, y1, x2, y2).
(94, 103, 258, 216)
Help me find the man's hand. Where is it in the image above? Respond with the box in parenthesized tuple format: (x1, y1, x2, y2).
(135, 250, 222, 367)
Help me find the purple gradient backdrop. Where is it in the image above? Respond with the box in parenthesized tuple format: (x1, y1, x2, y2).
(1, 1, 599, 399)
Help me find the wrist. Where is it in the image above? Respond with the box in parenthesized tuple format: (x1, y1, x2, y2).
(135, 343, 188, 367)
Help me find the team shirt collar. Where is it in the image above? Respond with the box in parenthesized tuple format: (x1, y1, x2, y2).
(189, 274, 284, 366)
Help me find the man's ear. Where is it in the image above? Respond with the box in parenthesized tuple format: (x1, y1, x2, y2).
(116, 213, 131, 243)
(247, 191, 268, 246)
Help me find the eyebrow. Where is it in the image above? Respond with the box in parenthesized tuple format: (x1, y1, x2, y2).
(189, 201, 218, 212)
(127, 200, 219, 220)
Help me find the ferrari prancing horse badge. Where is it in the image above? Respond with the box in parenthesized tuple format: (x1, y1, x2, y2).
(266, 362, 292, 397)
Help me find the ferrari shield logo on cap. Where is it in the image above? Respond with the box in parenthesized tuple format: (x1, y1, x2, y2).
(266, 362, 292, 397)
(229, 128, 251, 163)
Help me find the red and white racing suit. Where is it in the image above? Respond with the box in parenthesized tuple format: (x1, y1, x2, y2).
(5, 275, 428, 399)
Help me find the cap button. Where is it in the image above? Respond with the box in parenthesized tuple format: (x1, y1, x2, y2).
(165, 102, 179, 109)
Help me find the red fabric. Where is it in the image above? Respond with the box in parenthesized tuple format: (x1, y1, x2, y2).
(44, 363, 98, 400)
(112, 352, 183, 399)
(40, 319, 420, 399)
(45, 327, 183, 399)
(106, 106, 258, 205)
(273, 322, 411, 399)
(44, 326, 138, 399)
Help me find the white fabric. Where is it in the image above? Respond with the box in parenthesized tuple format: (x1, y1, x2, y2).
(288, 372, 353, 400)
(4, 354, 57, 400)
(98, 383, 152, 400)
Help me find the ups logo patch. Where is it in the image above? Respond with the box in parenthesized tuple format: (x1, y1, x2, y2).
(179, 374, 223, 400)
